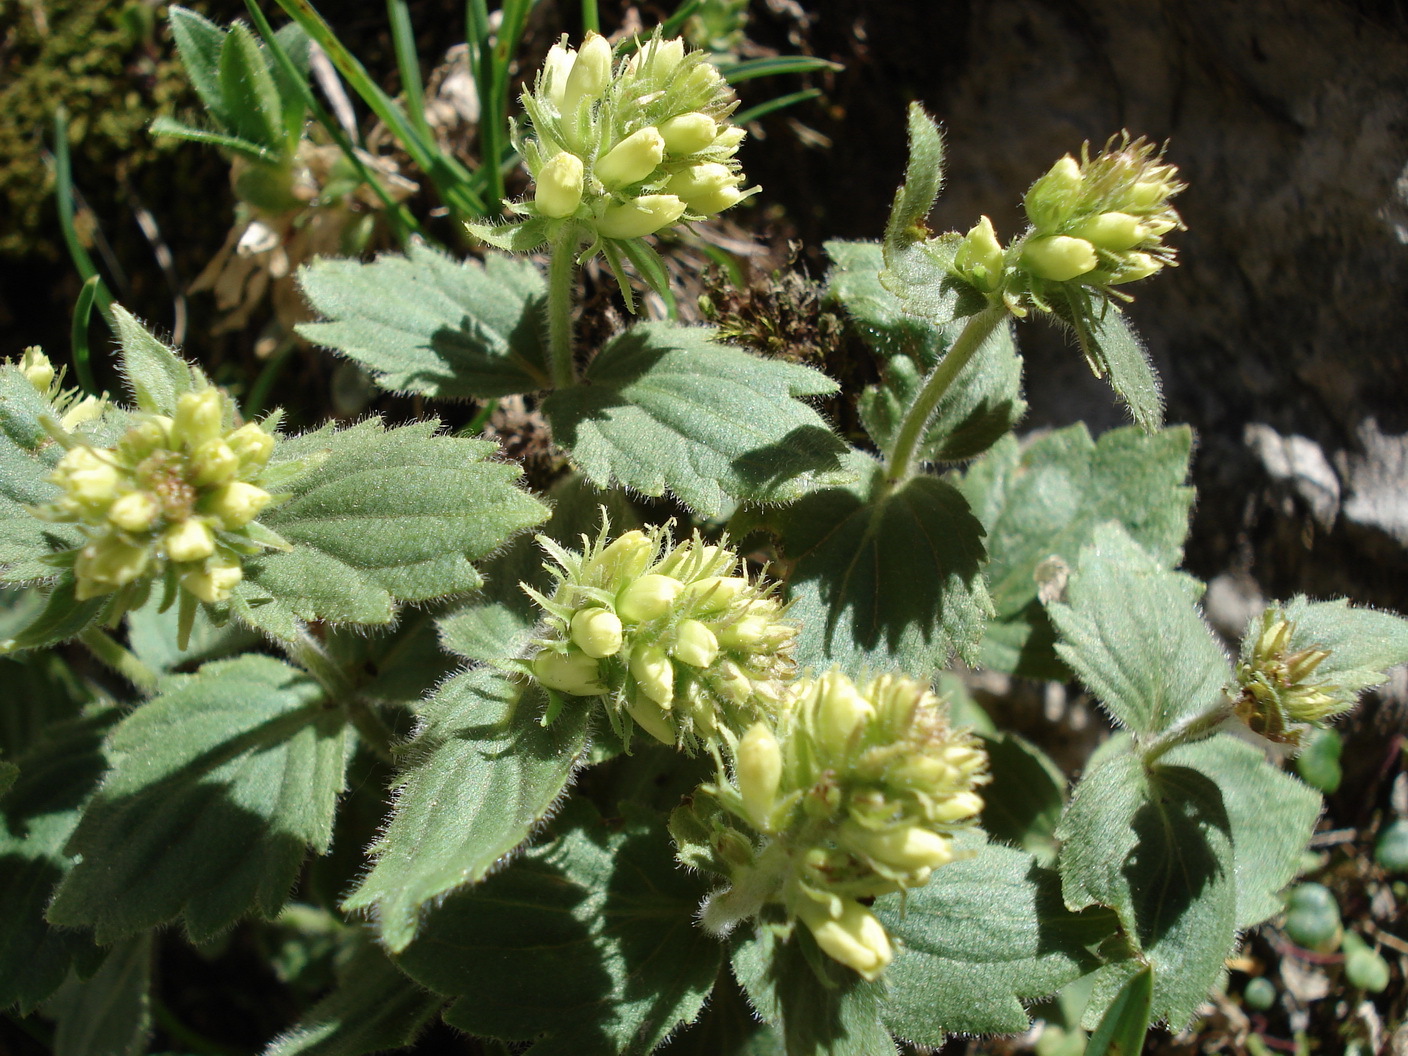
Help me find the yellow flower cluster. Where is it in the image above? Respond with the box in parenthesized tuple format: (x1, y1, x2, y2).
(1233, 610, 1343, 747)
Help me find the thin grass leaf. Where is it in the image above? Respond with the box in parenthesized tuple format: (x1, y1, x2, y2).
(50, 109, 112, 391)
(386, 0, 432, 145)
(734, 88, 822, 127)
(715, 56, 844, 83)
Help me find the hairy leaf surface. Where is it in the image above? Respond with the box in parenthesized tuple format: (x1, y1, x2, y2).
(1274, 595, 1408, 693)
(47, 933, 151, 1056)
(299, 245, 551, 399)
(343, 666, 590, 952)
(114, 306, 196, 415)
(0, 366, 80, 586)
(542, 322, 847, 517)
(48, 656, 351, 943)
(959, 424, 1193, 679)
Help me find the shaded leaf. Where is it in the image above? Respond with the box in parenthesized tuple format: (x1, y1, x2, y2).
(657, 971, 784, 1055)
(47, 933, 151, 1056)
(959, 424, 1193, 679)
(396, 803, 719, 1055)
(1071, 300, 1163, 433)
(219, 22, 283, 150)
(234, 418, 547, 641)
(1084, 964, 1152, 1056)
(878, 834, 1110, 1042)
(978, 733, 1067, 862)
(776, 450, 992, 676)
(542, 322, 848, 517)
(48, 656, 352, 944)
(298, 245, 551, 400)
(343, 666, 590, 952)
(1047, 523, 1229, 736)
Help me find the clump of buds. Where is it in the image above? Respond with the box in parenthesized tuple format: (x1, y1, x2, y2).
(525, 520, 797, 750)
(689, 670, 988, 981)
(508, 30, 757, 243)
(16, 347, 106, 431)
(1233, 609, 1344, 747)
(34, 384, 283, 603)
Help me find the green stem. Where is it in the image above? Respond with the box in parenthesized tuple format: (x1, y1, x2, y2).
(286, 631, 397, 764)
(80, 627, 160, 695)
(1140, 700, 1235, 766)
(547, 222, 584, 388)
(881, 304, 1007, 490)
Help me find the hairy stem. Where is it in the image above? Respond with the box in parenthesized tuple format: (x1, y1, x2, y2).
(80, 627, 159, 695)
(1140, 700, 1236, 766)
(547, 221, 584, 388)
(881, 303, 1008, 490)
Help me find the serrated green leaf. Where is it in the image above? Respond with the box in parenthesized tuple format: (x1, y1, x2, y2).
(168, 6, 230, 128)
(298, 245, 552, 399)
(264, 936, 442, 1056)
(732, 921, 896, 1056)
(47, 932, 151, 1056)
(123, 587, 260, 674)
(219, 22, 283, 151)
(883, 103, 943, 247)
(959, 424, 1194, 679)
(1047, 523, 1229, 736)
(343, 666, 590, 952)
(828, 241, 1025, 464)
(0, 710, 112, 1012)
(0, 575, 107, 654)
(232, 418, 547, 641)
(1056, 742, 1237, 1029)
(877, 834, 1109, 1041)
(776, 450, 992, 676)
(47, 655, 352, 944)
(113, 306, 196, 415)
(1075, 301, 1163, 433)
(656, 972, 784, 1055)
(1084, 964, 1152, 1056)
(1164, 735, 1322, 929)
(466, 216, 550, 253)
(543, 323, 848, 517)
(0, 367, 82, 587)
(325, 612, 455, 711)
(396, 803, 719, 1054)
(1274, 595, 1408, 694)
(0, 633, 92, 756)
(978, 733, 1067, 862)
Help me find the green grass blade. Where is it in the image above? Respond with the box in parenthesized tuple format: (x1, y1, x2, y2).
(734, 87, 822, 126)
(658, 0, 702, 39)
(69, 276, 102, 396)
(715, 55, 844, 83)
(580, 0, 599, 34)
(386, 0, 433, 145)
(51, 108, 113, 392)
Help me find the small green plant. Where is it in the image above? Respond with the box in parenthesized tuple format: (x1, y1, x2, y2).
(4, 8, 1408, 1056)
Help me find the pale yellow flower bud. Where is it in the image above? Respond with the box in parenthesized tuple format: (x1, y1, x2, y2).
(672, 618, 719, 668)
(716, 614, 771, 649)
(541, 42, 575, 108)
(684, 61, 722, 93)
(711, 126, 746, 152)
(570, 606, 624, 658)
(814, 672, 873, 753)
(954, 215, 1005, 290)
(75, 536, 151, 598)
(120, 417, 173, 460)
(596, 194, 687, 239)
(107, 491, 160, 533)
(736, 722, 782, 831)
(1069, 211, 1144, 252)
(681, 575, 749, 614)
(535, 151, 585, 218)
(560, 32, 612, 116)
(626, 695, 676, 745)
(592, 529, 655, 582)
(59, 396, 105, 431)
(19, 347, 55, 392)
(182, 557, 244, 603)
(55, 447, 120, 509)
(174, 389, 225, 450)
(666, 162, 743, 215)
(206, 481, 272, 528)
(1108, 252, 1163, 284)
(927, 790, 985, 824)
(191, 440, 240, 487)
(617, 573, 683, 622)
(1022, 235, 1099, 282)
(629, 643, 675, 705)
(533, 649, 607, 696)
(841, 822, 954, 872)
(226, 422, 275, 468)
(797, 898, 892, 981)
(595, 127, 665, 190)
(659, 112, 718, 155)
(163, 518, 215, 563)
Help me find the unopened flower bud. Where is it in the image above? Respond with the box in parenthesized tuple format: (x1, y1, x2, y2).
(954, 215, 1005, 290)
(596, 127, 665, 189)
(736, 722, 782, 830)
(627, 695, 676, 745)
(541, 42, 575, 107)
(1108, 252, 1163, 284)
(666, 163, 743, 215)
(75, 536, 151, 598)
(560, 32, 612, 116)
(684, 61, 722, 94)
(1069, 211, 1144, 251)
(629, 643, 675, 705)
(659, 112, 718, 155)
(19, 347, 55, 392)
(174, 389, 225, 450)
(815, 673, 873, 753)
(841, 822, 954, 872)
(55, 447, 120, 509)
(673, 619, 720, 668)
(120, 417, 173, 460)
(60, 396, 105, 430)
(226, 422, 275, 468)
(570, 606, 624, 658)
(533, 649, 607, 696)
(617, 573, 683, 622)
(1024, 154, 1084, 229)
(596, 194, 688, 239)
(711, 126, 746, 152)
(182, 557, 243, 603)
(164, 518, 215, 563)
(927, 790, 985, 824)
(1127, 179, 1171, 209)
(535, 151, 585, 218)
(107, 491, 160, 533)
(682, 575, 749, 614)
(205, 481, 271, 528)
(593, 530, 655, 582)
(1022, 235, 1098, 282)
(191, 440, 239, 487)
(796, 898, 892, 981)
(716, 614, 771, 649)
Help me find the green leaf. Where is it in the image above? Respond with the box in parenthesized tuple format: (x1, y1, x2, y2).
(465, 216, 550, 253)
(219, 21, 283, 151)
(959, 423, 1194, 679)
(342, 666, 590, 952)
(47, 933, 152, 1056)
(1274, 595, 1408, 694)
(1047, 523, 1230, 736)
(0, 710, 112, 1012)
(1072, 301, 1163, 433)
(113, 306, 195, 415)
(775, 450, 992, 676)
(168, 6, 230, 128)
(264, 935, 442, 1056)
(655, 972, 784, 1055)
(123, 587, 260, 675)
(978, 733, 1067, 862)
(731, 920, 896, 1056)
(395, 803, 719, 1054)
(0, 366, 81, 587)
(828, 241, 1025, 463)
(883, 103, 943, 247)
(233, 418, 547, 641)
(1056, 741, 1237, 1029)
(1164, 734, 1322, 929)
(542, 322, 849, 517)
(148, 115, 275, 162)
(0, 575, 107, 654)
(298, 245, 552, 399)
(877, 834, 1110, 1041)
(1083, 964, 1152, 1056)
(47, 655, 352, 944)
